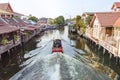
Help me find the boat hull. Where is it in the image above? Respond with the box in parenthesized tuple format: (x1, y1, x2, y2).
(52, 47, 63, 53)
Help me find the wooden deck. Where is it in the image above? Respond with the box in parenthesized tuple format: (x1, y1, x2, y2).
(86, 34, 119, 57)
(0, 41, 21, 55)
(86, 33, 98, 44)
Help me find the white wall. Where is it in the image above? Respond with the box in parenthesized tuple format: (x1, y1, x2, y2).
(92, 17, 101, 39)
(112, 6, 120, 12)
(114, 27, 120, 41)
(118, 40, 120, 57)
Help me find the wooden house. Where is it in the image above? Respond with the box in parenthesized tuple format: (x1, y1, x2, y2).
(37, 18, 48, 26)
(90, 12, 120, 44)
(111, 2, 120, 12)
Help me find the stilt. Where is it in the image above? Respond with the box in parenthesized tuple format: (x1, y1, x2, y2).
(7, 50, 11, 63)
(10, 49, 14, 58)
(0, 54, 2, 69)
(98, 45, 100, 50)
(116, 56, 119, 65)
(7, 50, 10, 55)
(92, 41, 93, 45)
(14, 46, 17, 51)
(95, 44, 98, 52)
(0, 54, 1, 61)
(102, 54, 105, 64)
(118, 57, 120, 66)
(103, 48, 106, 55)
(108, 53, 111, 66)
(109, 52, 113, 66)
(109, 53, 113, 59)
(90, 40, 92, 46)
(91, 41, 94, 48)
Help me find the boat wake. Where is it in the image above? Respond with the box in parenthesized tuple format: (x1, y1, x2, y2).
(10, 53, 109, 80)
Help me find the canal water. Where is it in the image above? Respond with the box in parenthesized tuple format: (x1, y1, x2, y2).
(0, 26, 120, 80)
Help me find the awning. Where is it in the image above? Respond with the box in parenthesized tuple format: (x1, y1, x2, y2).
(0, 26, 19, 34)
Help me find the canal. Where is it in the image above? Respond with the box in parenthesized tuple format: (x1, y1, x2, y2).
(0, 26, 120, 80)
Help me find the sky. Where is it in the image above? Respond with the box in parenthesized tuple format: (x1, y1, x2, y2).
(0, 0, 120, 19)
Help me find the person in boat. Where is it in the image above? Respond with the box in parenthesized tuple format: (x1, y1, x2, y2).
(54, 40, 61, 48)
(57, 40, 61, 47)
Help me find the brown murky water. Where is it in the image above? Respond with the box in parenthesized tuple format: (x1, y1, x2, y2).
(0, 26, 120, 80)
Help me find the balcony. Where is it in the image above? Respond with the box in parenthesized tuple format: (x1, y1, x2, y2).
(99, 39, 118, 56)
(0, 40, 21, 55)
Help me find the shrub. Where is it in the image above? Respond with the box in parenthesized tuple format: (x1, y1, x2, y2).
(0, 39, 8, 45)
(14, 35, 19, 41)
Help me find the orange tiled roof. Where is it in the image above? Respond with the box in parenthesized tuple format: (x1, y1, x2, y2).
(0, 3, 24, 16)
(91, 12, 120, 27)
(113, 17, 120, 27)
(111, 2, 120, 9)
(0, 3, 14, 12)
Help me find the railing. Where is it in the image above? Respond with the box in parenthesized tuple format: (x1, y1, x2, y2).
(99, 39, 118, 56)
(85, 28, 93, 38)
(0, 40, 21, 55)
(85, 31, 118, 57)
(86, 32, 98, 44)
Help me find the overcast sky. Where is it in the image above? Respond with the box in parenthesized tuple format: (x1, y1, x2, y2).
(0, 0, 120, 18)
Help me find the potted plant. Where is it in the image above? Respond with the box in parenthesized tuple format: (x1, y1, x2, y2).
(0, 38, 8, 45)
(14, 35, 19, 41)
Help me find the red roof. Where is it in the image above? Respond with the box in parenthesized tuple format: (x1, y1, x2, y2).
(0, 3, 24, 16)
(0, 18, 10, 26)
(0, 26, 19, 34)
(91, 12, 120, 27)
(0, 3, 14, 13)
(113, 17, 120, 27)
(1, 18, 28, 27)
(111, 2, 120, 9)
(14, 18, 28, 26)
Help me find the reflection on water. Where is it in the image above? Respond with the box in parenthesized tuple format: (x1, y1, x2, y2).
(0, 26, 120, 80)
(74, 36, 120, 80)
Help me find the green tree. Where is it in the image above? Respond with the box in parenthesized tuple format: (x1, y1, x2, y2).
(75, 15, 86, 33)
(75, 15, 81, 29)
(86, 16, 93, 25)
(48, 18, 55, 25)
(55, 16, 65, 27)
(79, 19, 86, 33)
(28, 15, 38, 22)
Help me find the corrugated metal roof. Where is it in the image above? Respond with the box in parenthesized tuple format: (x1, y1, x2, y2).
(0, 26, 19, 34)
